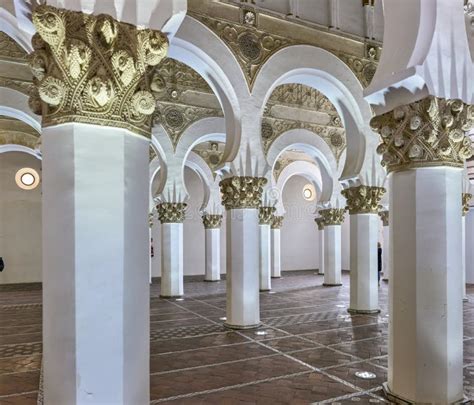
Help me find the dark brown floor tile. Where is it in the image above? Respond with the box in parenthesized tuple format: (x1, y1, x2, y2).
(150, 355, 309, 400)
(331, 336, 388, 359)
(291, 347, 356, 369)
(259, 336, 320, 353)
(325, 360, 387, 390)
(304, 324, 387, 346)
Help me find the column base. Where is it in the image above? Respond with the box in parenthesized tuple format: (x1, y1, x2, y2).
(347, 308, 380, 315)
(160, 295, 183, 299)
(382, 383, 470, 404)
(323, 283, 342, 287)
(204, 279, 220, 282)
(224, 322, 261, 330)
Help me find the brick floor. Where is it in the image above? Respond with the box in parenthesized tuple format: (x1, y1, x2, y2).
(0, 272, 473, 404)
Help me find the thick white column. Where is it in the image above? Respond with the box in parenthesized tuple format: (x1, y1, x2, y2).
(271, 216, 283, 278)
(382, 224, 390, 281)
(348, 213, 380, 313)
(42, 124, 149, 404)
(259, 224, 271, 291)
(323, 225, 342, 286)
(160, 221, 184, 298)
(315, 218, 325, 275)
(388, 167, 463, 403)
(462, 214, 468, 301)
(204, 228, 221, 282)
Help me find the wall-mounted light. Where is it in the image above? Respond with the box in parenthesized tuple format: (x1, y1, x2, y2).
(15, 168, 40, 190)
(302, 183, 316, 201)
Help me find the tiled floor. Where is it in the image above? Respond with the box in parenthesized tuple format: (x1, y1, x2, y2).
(0, 272, 473, 404)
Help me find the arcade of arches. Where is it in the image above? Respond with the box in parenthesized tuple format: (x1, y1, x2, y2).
(0, 0, 474, 404)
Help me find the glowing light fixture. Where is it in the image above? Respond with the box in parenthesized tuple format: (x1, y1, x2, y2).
(302, 184, 316, 201)
(15, 168, 40, 190)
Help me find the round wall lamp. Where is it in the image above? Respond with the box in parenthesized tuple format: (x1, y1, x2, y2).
(15, 168, 40, 190)
(302, 183, 316, 201)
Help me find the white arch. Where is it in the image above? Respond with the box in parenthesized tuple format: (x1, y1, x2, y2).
(0, 144, 41, 159)
(275, 161, 323, 216)
(252, 45, 374, 181)
(267, 129, 339, 204)
(169, 16, 249, 165)
(0, 88, 41, 133)
(0, 8, 34, 52)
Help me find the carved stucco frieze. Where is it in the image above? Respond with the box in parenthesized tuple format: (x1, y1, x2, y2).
(378, 210, 389, 226)
(319, 208, 346, 226)
(154, 102, 222, 148)
(342, 185, 385, 215)
(202, 214, 223, 229)
(259, 206, 276, 225)
(157, 202, 187, 223)
(315, 217, 325, 230)
(29, 5, 168, 137)
(463, 193, 472, 216)
(0, 131, 39, 150)
(219, 176, 267, 210)
(194, 142, 224, 174)
(0, 32, 27, 61)
(271, 215, 284, 229)
(371, 96, 474, 173)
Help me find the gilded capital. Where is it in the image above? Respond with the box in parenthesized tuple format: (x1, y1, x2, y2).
(271, 215, 284, 229)
(315, 217, 325, 231)
(463, 193, 472, 216)
(219, 176, 267, 210)
(371, 96, 473, 173)
(202, 214, 223, 229)
(342, 185, 385, 215)
(157, 203, 186, 223)
(319, 208, 346, 226)
(379, 210, 389, 226)
(29, 5, 168, 137)
(259, 207, 276, 225)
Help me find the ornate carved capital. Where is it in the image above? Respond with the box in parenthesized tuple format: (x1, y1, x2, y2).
(219, 176, 267, 210)
(342, 185, 385, 215)
(463, 193, 472, 216)
(271, 215, 284, 229)
(379, 210, 389, 226)
(157, 203, 186, 223)
(259, 207, 276, 225)
(371, 96, 473, 173)
(148, 212, 155, 228)
(315, 217, 325, 231)
(202, 214, 223, 229)
(319, 208, 346, 226)
(29, 5, 168, 137)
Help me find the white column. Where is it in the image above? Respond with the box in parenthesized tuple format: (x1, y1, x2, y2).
(271, 227, 281, 278)
(348, 213, 379, 314)
(42, 123, 149, 404)
(160, 222, 184, 298)
(462, 215, 468, 301)
(259, 223, 271, 291)
(204, 228, 221, 282)
(315, 218, 325, 275)
(467, 209, 474, 284)
(323, 225, 342, 286)
(151, 218, 160, 280)
(388, 167, 463, 403)
(225, 208, 260, 328)
(382, 224, 390, 281)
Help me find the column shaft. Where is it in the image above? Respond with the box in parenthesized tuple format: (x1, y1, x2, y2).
(259, 224, 271, 291)
(382, 225, 390, 281)
(42, 123, 149, 404)
(323, 225, 342, 286)
(271, 228, 281, 278)
(348, 213, 379, 313)
(205, 228, 221, 281)
(226, 209, 260, 328)
(318, 229, 325, 275)
(388, 167, 463, 402)
(160, 223, 184, 297)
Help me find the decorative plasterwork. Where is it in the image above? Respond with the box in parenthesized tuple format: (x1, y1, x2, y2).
(194, 141, 225, 174)
(154, 102, 222, 148)
(379, 210, 389, 226)
(189, 13, 293, 89)
(0, 76, 34, 96)
(271, 215, 284, 229)
(319, 208, 345, 226)
(315, 217, 325, 230)
(0, 116, 40, 149)
(371, 97, 474, 173)
(202, 214, 223, 229)
(259, 206, 276, 225)
(29, 5, 168, 137)
(463, 193, 472, 216)
(0, 32, 27, 61)
(342, 185, 385, 215)
(157, 202, 187, 223)
(219, 176, 267, 210)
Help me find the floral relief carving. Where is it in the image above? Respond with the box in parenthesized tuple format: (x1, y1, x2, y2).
(157, 202, 187, 223)
(29, 5, 168, 137)
(259, 206, 276, 225)
(220, 176, 267, 210)
(271, 215, 284, 229)
(342, 185, 385, 215)
(319, 208, 346, 226)
(378, 210, 389, 226)
(202, 214, 223, 229)
(463, 193, 472, 216)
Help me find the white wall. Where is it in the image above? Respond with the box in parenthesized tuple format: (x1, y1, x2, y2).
(0, 152, 42, 284)
(467, 209, 474, 284)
